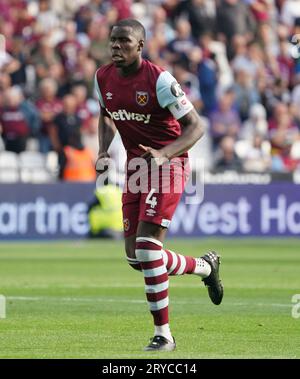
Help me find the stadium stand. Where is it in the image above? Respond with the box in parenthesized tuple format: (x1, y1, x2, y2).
(0, 151, 19, 182)
(19, 151, 53, 182)
(0, 0, 299, 182)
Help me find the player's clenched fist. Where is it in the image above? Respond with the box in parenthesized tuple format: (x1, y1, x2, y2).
(139, 144, 169, 167)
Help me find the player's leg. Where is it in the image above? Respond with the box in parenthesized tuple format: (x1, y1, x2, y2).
(124, 220, 214, 280)
(161, 248, 211, 277)
(135, 221, 175, 351)
(158, 160, 223, 304)
(122, 192, 143, 271)
(123, 184, 211, 278)
(162, 248, 223, 305)
(138, 161, 223, 307)
(125, 234, 141, 271)
(122, 189, 174, 350)
(125, 229, 213, 278)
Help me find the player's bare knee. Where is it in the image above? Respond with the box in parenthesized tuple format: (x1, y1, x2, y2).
(125, 236, 136, 259)
(125, 244, 136, 259)
(125, 239, 142, 271)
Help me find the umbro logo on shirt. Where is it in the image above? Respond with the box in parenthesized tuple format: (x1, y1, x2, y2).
(106, 92, 113, 100)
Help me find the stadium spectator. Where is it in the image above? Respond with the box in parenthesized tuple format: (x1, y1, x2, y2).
(88, 184, 123, 239)
(81, 114, 99, 161)
(8, 37, 28, 88)
(0, 72, 12, 92)
(240, 103, 268, 140)
(50, 94, 82, 154)
(280, 0, 300, 30)
(262, 77, 291, 117)
(146, 6, 175, 44)
(145, 23, 169, 68)
(233, 67, 260, 121)
(174, 0, 216, 40)
(291, 74, 300, 126)
(194, 46, 218, 116)
(71, 83, 93, 133)
(199, 32, 233, 89)
(35, 0, 60, 34)
(231, 38, 264, 79)
(35, 78, 62, 153)
(291, 17, 300, 75)
(0, 86, 40, 153)
(56, 20, 82, 75)
(215, 135, 243, 171)
(216, 0, 256, 59)
(74, 5, 94, 34)
(87, 17, 111, 66)
(268, 102, 300, 171)
(32, 37, 61, 83)
(242, 133, 272, 172)
(248, 0, 271, 24)
(276, 37, 294, 87)
(81, 58, 97, 98)
(60, 128, 96, 182)
(0, 39, 21, 75)
(7, 1, 35, 38)
(209, 87, 241, 149)
(166, 18, 196, 63)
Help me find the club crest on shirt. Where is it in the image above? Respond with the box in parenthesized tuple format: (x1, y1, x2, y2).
(136, 91, 149, 106)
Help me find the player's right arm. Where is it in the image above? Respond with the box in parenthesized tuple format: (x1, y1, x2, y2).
(95, 111, 116, 174)
(94, 70, 116, 174)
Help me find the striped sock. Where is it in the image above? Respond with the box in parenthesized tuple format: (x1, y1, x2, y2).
(135, 237, 169, 328)
(127, 247, 210, 278)
(161, 249, 196, 275)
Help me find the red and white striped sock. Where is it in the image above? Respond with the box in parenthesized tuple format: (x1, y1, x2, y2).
(127, 248, 211, 278)
(161, 249, 211, 277)
(161, 249, 195, 275)
(135, 237, 172, 342)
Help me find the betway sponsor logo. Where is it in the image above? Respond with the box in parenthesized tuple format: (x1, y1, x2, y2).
(106, 108, 151, 124)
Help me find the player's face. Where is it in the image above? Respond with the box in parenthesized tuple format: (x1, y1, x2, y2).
(110, 26, 142, 68)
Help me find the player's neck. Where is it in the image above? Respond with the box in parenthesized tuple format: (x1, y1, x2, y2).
(118, 58, 143, 77)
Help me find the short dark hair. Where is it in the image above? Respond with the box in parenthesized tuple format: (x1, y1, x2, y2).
(113, 18, 146, 41)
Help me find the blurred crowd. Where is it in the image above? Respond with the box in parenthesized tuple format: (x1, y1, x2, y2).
(1, 0, 300, 180)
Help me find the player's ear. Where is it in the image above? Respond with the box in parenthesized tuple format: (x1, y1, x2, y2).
(138, 40, 144, 51)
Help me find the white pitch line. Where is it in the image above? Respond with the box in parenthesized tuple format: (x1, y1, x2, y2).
(7, 296, 145, 304)
(4, 283, 297, 290)
(7, 296, 292, 308)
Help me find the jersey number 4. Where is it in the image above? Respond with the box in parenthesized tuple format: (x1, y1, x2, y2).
(146, 188, 157, 209)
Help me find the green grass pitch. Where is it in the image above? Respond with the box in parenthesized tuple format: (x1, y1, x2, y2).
(0, 239, 299, 359)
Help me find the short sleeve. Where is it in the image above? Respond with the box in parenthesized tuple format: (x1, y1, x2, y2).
(94, 72, 105, 108)
(156, 71, 194, 120)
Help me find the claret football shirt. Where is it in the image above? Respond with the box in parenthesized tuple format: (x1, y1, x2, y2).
(94, 59, 193, 160)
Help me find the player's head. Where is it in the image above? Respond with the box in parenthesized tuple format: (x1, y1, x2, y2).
(110, 19, 145, 68)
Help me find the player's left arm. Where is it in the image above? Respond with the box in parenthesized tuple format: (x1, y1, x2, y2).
(140, 108, 204, 164)
(160, 107, 204, 159)
(140, 72, 205, 164)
